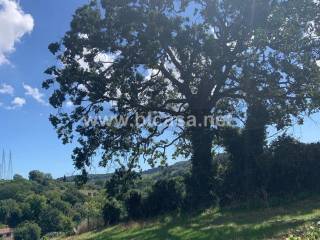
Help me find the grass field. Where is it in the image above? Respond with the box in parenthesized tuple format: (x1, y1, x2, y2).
(59, 196, 320, 240)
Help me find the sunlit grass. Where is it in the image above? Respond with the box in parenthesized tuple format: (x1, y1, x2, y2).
(59, 196, 320, 240)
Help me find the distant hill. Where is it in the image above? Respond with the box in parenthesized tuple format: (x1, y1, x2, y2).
(60, 154, 229, 185)
(59, 160, 191, 183)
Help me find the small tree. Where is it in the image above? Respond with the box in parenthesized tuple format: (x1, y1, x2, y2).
(125, 191, 144, 220)
(25, 195, 47, 221)
(83, 193, 105, 228)
(144, 178, 184, 216)
(13, 175, 24, 181)
(14, 222, 41, 240)
(61, 188, 86, 205)
(102, 199, 122, 225)
(39, 208, 72, 234)
(28, 171, 52, 186)
(0, 199, 22, 227)
(105, 166, 140, 201)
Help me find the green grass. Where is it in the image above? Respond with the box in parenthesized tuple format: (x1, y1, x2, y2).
(60, 196, 320, 240)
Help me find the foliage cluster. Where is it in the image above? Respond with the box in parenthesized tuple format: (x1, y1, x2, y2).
(217, 135, 320, 204)
(14, 222, 41, 240)
(104, 174, 185, 222)
(0, 172, 98, 238)
(102, 135, 320, 223)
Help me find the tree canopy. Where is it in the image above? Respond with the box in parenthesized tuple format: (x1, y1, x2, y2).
(44, 0, 320, 205)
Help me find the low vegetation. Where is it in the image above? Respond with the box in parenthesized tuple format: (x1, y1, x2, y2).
(1, 136, 320, 240)
(57, 196, 320, 240)
(0, 171, 101, 239)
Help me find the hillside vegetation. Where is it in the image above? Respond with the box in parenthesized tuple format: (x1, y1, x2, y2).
(62, 161, 190, 185)
(59, 196, 320, 240)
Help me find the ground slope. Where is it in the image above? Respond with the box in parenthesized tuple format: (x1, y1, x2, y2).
(60, 196, 320, 240)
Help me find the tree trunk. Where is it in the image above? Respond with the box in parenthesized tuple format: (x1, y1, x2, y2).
(188, 126, 215, 207)
(242, 101, 268, 196)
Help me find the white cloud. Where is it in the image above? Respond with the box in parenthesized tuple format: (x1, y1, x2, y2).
(0, 83, 14, 95)
(0, 0, 34, 65)
(77, 48, 119, 71)
(23, 84, 48, 105)
(9, 96, 26, 109)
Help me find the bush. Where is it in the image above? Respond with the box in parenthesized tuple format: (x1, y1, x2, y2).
(102, 199, 122, 225)
(105, 166, 140, 201)
(14, 222, 41, 240)
(144, 178, 185, 217)
(25, 195, 47, 221)
(0, 199, 22, 227)
(28, 171, 52, 186)
(39, 208, 73, 234)
(61, 188, 86, 205)
(218, 134, 320, 203)
(261, 136, 320, 196)
(124, 191, 144, 220)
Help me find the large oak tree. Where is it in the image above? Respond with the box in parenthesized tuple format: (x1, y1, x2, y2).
(44, 0, 320, 205)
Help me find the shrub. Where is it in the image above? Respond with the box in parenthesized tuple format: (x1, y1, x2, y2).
(261, 136, 320, 196)
(102, 199, 122, 225)
(144, 178, 185, 217)
(218, 134, 320, 203)
(0, 199, 22, 227)
(105, 166, 140, 201)
(39, 208, 73, 234)
(28, 171, 52, 186)
(124, 191, 144, 220)
(14, 222, 41, 240)
(61, 188, 86, 205)
(25, 195, 47, 221)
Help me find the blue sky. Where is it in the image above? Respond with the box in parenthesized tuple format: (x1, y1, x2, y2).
(0, 0, 319, 178)
(0, 0, 89, 178)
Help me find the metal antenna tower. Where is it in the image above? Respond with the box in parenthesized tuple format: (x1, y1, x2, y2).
(1, 150, 4, 180)
(8, 151, 13, 180)
(0, 150, 14, 180)
(0, 151, 2, 179)
(3, 150, 6, 179)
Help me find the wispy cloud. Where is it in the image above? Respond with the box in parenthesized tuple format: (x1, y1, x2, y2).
(0, 0, 34, 65)
(23, 84, 48, 106)
(0, 83, 14, 95)
(12, 97, 26, 107)
(5, 96, 26, 109)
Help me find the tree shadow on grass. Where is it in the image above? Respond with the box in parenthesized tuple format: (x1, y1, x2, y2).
(89, 219, 305, 240)
(85, 197, 320, 240)
(194, 196, 320, 227)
